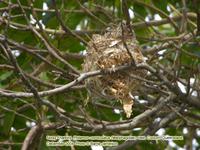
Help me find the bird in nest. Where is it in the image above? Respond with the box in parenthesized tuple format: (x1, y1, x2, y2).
(82, 21, 147, 118)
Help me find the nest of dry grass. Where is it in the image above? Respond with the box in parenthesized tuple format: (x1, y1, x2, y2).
(82, 23, 146, 118)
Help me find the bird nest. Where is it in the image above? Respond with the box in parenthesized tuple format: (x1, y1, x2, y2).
(82, 23, 146, 118)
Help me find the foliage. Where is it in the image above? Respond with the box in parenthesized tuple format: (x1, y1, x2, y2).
(0, 0, 199, 150)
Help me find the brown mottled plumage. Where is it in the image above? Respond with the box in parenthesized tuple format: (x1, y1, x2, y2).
(83, 22, 146, 118)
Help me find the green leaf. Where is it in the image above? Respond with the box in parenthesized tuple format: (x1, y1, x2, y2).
(0, 71, 12, 81)
(152, 0, 169, 13)
(38, 134, 55, 150)
(2, 102, 17, 137)
(133, 3, 148, 18)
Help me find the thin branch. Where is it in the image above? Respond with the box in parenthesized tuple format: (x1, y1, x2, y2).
(0, 63, 132, 98)
(2, 39, 43, 120)
(134, 0, 179, 32)
(75, 0, 107, 26)
(110, 104, 184, 150)
(16, 0, 80, 74)
(52, 0, 87, 45)
(21, 125, 43, 150)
